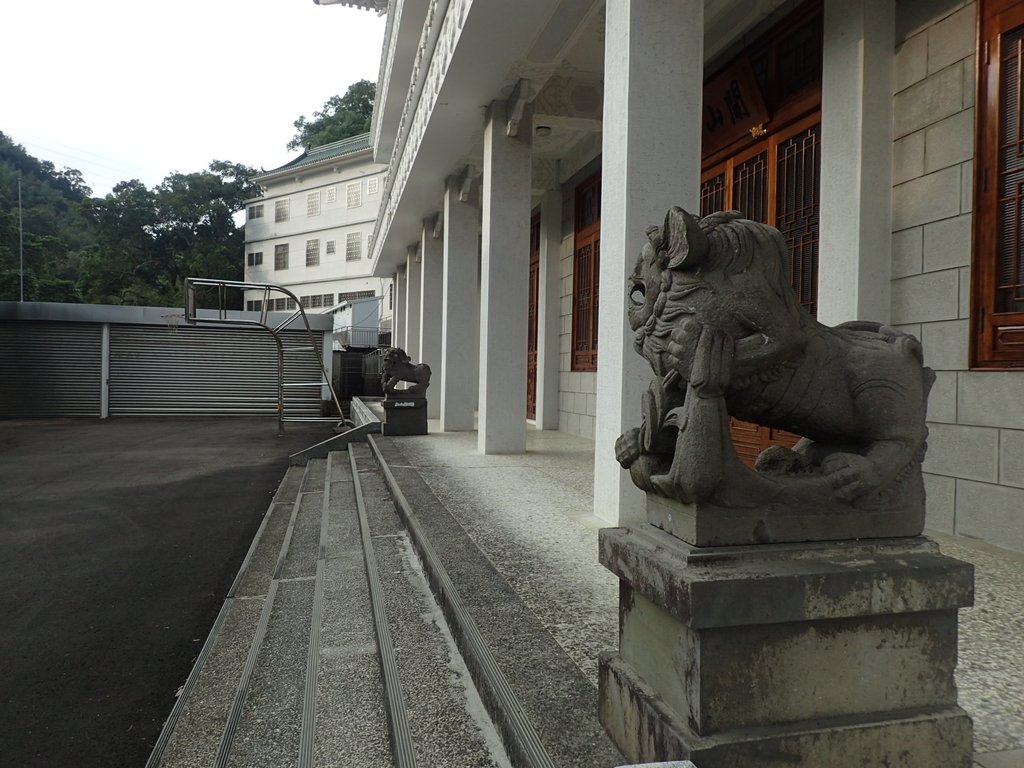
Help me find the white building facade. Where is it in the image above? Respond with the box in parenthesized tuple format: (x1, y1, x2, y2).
(334, 0, 1024, 554)
(243, 133, 393, 326)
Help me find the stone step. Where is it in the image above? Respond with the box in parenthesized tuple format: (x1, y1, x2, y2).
(365, 435, 624, 768)
(350, 442, 512, 767)
(148, 462, 312, 768)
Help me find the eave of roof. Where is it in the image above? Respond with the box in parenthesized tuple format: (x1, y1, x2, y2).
(256, 133, 373, 182)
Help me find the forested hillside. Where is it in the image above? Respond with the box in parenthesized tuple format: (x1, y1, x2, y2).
(0, 133, 258, 307)
(0, 80, 374, 307)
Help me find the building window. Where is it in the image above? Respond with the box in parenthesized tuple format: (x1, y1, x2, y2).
(306, 239, 320, 267)
(346, 182, 362, 209)
(572, 173, 601, 371)
(326, 186, 337, 204)
(346, 232, 362, 261)
(388, 283, 393, 310)
(275, 199, 290, 222)
(973, 0, 1024, 368)
(367, 177, 379, 195)
(247, 204, 264, 220)
(301, 294, 325, 309)
(272, 297, 295, 311)
(247, 251, 263, 267)
(246, 300, 263, 311)
(307, 191, 321, 217)
(274, 243, 289, 270)
(326, 240, 336, 255)
(322, 292, 334, 306)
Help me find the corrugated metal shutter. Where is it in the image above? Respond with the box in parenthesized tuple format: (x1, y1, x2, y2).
(0, 320, 102, 418)
(108, 324, 323, 416)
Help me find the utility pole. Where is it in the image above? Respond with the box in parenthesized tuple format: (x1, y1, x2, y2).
(18, 176, 25, 302)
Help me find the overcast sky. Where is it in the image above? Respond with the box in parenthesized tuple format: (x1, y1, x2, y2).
(2, 0, 385, 197)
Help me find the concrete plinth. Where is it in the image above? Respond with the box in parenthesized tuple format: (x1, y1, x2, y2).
(382, 396, 428, 436)
(598, 523, 975, 767)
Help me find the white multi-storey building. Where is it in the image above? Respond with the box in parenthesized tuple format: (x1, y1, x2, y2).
(243, 133, 392, 327)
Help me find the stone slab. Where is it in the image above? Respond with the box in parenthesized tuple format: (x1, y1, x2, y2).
(600, 652, 974, 768)
(382, 397, 428, 436)
(279, 490, 323, 580)
(233, 501, 293, 597)
(646, 491, 925, 547)
(599, 524, 974, 628)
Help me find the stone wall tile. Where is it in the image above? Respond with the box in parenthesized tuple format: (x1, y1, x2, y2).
(923, 212, 972, 271)
(892, 166, 962, 230)
(586, 393, 597, 417)
(955, 479, 1024, 551)
(924, 109, 975, 174)
(923, 472, 956, 533)
(959, 266, 970, 318)
(921, 319, 969, 370)
(894, 63, 963, 138)
(890, 323, 922, 340)
(960, 159, 973, 213)
(894, 131, 925, 185)
(893, 227, 924, 278)
(998, 429, 1024, 488)
(927, 4, 977, 74)
(581, 373, 597, 394)
(922, 422, 999, 482)
(963, 53, 976, 108)
(958, 372, 1024, 429)
(891, 270, 960, 324)
(579, 414, 595, 440)
(927, 370, 958, 423)
(895, 31, 928, 92)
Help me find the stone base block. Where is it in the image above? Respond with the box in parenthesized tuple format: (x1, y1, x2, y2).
(600, 652, 973, 768)
(598, 524, 975, 767)
(382, 397, 427, 436)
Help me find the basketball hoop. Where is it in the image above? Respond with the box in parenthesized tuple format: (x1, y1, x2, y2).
(161, 313, 186, 335)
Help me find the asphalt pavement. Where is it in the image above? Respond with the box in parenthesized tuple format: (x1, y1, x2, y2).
(0, 417, 332, 768)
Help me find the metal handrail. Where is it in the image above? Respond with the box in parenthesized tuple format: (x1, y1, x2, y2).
(184, 277, 344, 435)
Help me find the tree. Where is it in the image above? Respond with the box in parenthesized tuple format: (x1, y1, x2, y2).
(287, 80, 375, 151)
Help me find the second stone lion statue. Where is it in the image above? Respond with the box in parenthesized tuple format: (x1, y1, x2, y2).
(616, 208, 934, 530)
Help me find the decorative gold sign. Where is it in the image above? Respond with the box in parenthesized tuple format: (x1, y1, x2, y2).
(702, 58, 770, 155)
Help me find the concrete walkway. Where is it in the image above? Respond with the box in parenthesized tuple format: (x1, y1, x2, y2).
(397, 420, 1024, 768)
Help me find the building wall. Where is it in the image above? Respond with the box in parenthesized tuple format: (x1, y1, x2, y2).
(244, 157, 391, 318)
(556, 156, 601, 438)
(890, 0, 1024, 552)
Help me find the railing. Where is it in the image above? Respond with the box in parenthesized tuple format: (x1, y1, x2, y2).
(184, 277, 344, 435)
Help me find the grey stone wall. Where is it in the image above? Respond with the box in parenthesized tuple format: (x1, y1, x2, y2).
(891, 1, 1024, 553)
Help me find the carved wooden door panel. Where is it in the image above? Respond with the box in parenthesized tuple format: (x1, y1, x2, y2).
(527, 214, 540, 419)
(701, 114, 820, 467)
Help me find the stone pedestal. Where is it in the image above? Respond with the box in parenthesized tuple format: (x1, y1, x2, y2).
(598, 523, 975, 767)
(382, 396, 428, 436)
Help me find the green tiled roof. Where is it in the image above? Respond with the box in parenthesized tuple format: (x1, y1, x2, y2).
(257, 133, 372, 179)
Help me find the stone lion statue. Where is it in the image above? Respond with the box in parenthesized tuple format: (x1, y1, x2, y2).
(616, 208, 934, 523)
(380, 347, 431, 396)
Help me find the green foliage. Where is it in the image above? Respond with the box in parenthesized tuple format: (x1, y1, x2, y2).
(0, 131, 258, 308)
(288, 79, 375, 151)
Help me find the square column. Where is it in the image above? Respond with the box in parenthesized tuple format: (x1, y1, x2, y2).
(818, 0, 894, 325)
(535, 189, 562, 430)
(419, 219, 443, 418)
(440, 176, 480, 431)
(595, 0, 704, 523)
(393, 267, 406, 350)
(404, 246, 422, 361)
(479, 100, 531, 454)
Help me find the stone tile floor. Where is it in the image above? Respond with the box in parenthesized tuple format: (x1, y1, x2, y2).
(395, 423, 1024, 767)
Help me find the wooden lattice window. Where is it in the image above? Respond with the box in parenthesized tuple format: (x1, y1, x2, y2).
(973, 0, 1024, 368)
(572, 174, 601, 371)
(527, 214, 541, 418)
(700, 115, 821, 315)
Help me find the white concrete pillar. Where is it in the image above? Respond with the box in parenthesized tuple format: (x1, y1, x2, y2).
(404, 246, 422, 361)
(478, 100, 532, 454)
(441, 176, 480, 431)
(818, 0, 894, 325)
(393, 267, 406, 349)
(419, 219, 443, 418)
(595, 0, 704, 524)
(535, 189, 562, 431)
